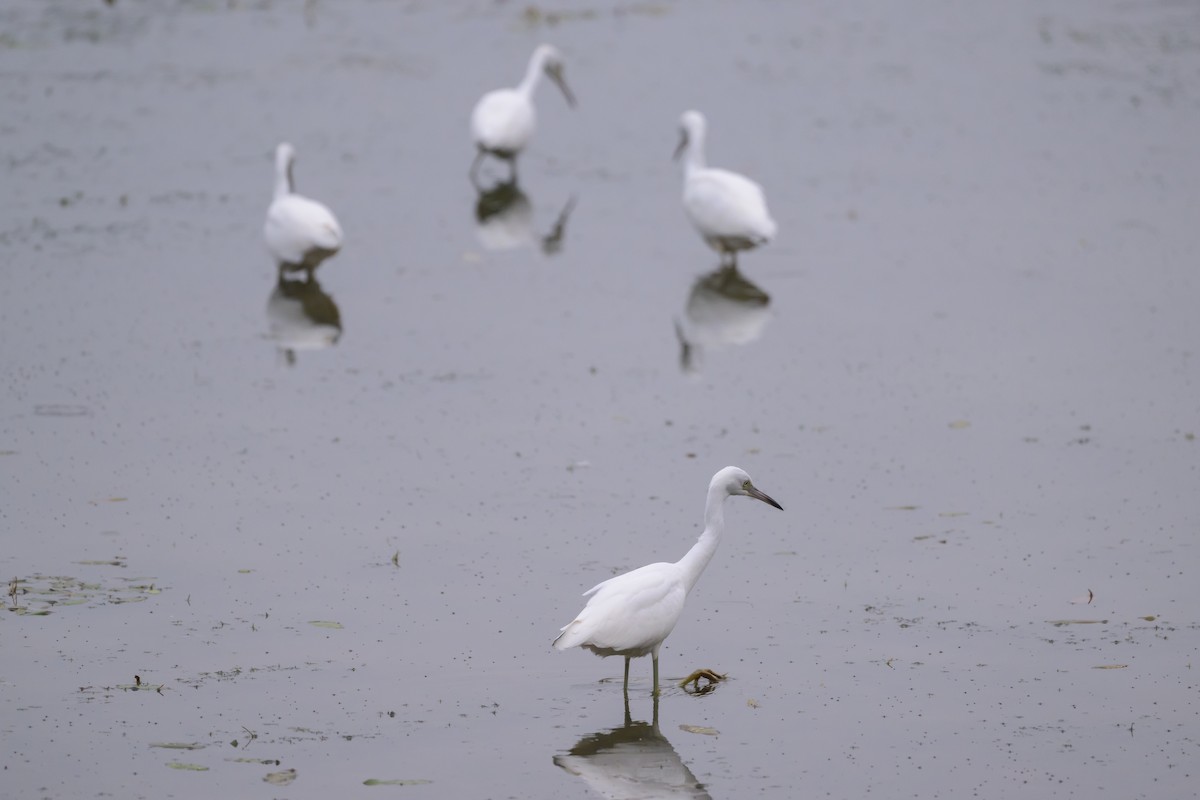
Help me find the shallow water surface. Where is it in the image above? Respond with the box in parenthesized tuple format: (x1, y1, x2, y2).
(2, 1, 1198, 798)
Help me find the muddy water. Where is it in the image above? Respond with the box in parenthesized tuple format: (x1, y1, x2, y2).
(2, 1, 1197, 798)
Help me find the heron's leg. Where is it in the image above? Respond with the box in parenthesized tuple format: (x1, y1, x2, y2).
(623, 657, 631, 694)
(652, 653, 661, 698)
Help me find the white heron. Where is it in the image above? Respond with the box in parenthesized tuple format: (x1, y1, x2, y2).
(264, 142, 343, 276)
(470, 44, 575, 181)
(674, 110, 776, 266)
(553, 466, 783, 697)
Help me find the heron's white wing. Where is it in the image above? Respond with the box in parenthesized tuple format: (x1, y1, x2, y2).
(683, 168, 776, 242)
(265, 194, 342, 264)
(555, 562, 687, 654)
(470, 89, 536, 154)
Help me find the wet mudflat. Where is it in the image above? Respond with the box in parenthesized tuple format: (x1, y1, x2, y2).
(2, 1, 1198, 798)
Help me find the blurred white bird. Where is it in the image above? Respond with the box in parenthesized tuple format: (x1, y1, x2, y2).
(674, 110, 776, 266)
(264, 142, 343, 276)
(554, 466, 783, 697)
(470, 44, 575, 182)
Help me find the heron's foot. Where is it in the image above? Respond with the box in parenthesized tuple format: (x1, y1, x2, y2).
(679, 668, 726, 695)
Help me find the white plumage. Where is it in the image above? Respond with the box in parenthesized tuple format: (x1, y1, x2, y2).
(470, 44, 575, 179)
(263, 142, 343, 274)
(554, 466, 782, 696)
(675, 110, 776, 266)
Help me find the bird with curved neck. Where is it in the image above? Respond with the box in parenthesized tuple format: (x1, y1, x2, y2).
(263, 142, 343, 277)
(470, 44, 575, 183)
(674, 110, 777, 267)
(554, 466, 783, 697)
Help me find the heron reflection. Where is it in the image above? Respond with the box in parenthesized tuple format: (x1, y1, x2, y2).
(675, 265, 772, 374)
(266, 272, 342, 365)
(472, 176, 576, 255)
(554, 696, 713, 799)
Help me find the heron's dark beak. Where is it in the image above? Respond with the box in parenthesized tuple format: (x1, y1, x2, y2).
(747, 485, 783, 510)
(672, 130, 688, 162)
(549, 69, 576, 108)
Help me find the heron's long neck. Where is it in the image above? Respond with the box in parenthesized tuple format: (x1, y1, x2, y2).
(685, 131, 707, 173)
(274, 159, 293, 201)
(517, 53, 544, 98)
(676, 484, 726, 595)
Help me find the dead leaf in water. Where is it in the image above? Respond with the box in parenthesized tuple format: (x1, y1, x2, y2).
(264, 768, 297, 785)
(1092, 664, 1128, 670)
(1047, 619, 1107, 626)
(679, 724, 719, 736)
(364, 778, 433, 786)
(76, 558, 126, 567)
(166, 762, 209, 771)
(151, 742, 204, 750)
(308, 620, 343, 629)
(1140, 615, 1156, 622)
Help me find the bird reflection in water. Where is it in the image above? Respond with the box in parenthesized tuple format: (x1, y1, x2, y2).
(675, 265, 772, 374)
(472, 176, 576, 255)
(554, 695, 713, 800)
(265, 272, 342, 366)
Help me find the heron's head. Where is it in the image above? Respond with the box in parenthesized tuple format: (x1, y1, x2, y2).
(539, 47, 576, 108)
(714, 465, 783, 510)
(674, 110, 706, 161)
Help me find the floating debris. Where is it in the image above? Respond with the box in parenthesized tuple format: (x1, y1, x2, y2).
(308, 620, 343, 629)
(264, 768, 297, 786)
(363, 778, 433, 786)
(76, 557, 126, 567)
(34, 404, 91, 417)
(679, 724, 719, 736)
(679, 668, 725, 695)
(166, 762, 208, 771)
(150, 742, 204, 751)
(1047, 619, 1108, 626)
(6, 572, 164, 616)
(1093, 664, 1128, 670)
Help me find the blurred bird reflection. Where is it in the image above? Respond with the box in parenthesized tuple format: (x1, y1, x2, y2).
(554, 697, 713, 799)
(675, 265, 772, 374)
(472, 177, 576, 255)
(265, 273, 342, 365)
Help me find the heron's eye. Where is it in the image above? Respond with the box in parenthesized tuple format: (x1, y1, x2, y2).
(742, 480, 751, 490)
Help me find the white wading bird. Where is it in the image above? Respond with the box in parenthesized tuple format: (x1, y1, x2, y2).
(470, 44, 575, 181)
(264, 142, 343, 276)
(674, 110, 776, 266)
(553, 466, 783, 697)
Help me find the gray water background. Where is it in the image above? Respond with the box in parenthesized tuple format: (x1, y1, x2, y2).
(1, 1, 1198, 798)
